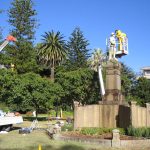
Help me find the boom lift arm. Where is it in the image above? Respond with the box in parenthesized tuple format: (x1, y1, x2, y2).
(0, 35, 16, 51)
(98, 64, 105, 96)
(98, 54, 107, 96)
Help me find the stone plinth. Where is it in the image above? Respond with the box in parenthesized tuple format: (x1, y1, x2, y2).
(112, 129, 120, 148)
(103, 60, 123, 104)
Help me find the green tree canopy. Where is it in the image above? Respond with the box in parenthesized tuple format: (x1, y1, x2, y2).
(0, 70, 64, 113)
(88, 49, 102, 71)
(7, 0, 38, 73)
(67, 27, 90, 70)
(38, 31, 67, 81)
(56, 68, 100, 109)
(121, 62, 136, 98)
(131, 77, 150, 105)
(0, 10, 3, 40)
(8, 0, 37, 42)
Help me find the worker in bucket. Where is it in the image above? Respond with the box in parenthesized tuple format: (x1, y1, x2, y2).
(108, 32, 117, 61)
(115, 30, 126, 51)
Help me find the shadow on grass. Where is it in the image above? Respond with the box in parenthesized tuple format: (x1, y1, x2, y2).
(0, 144, 85, 150)
(0, 145, 53, 150)
(12, 126, 22, 130)
(57, 145, 85, 150)
(23, 116, 67, 121)
(23, 116, 47, 121)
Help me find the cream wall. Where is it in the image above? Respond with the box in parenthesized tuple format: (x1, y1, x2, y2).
(74, 102, 150, 129)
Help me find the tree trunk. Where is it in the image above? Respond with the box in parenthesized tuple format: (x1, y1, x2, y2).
(35, 109, 38, 120)
(50, 67, 55, 82)
(56, 99, 58, 117)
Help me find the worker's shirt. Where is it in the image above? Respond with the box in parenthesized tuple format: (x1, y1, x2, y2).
(109, 36, 116, 45)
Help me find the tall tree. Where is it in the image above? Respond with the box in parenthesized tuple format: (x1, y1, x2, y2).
(38, 31, 67, 81)
(131, 77, 150, 105)
(8, 0, 38, 73)
(67, 27, 90, 70)
(0, 28, 2, 41)
(8, 0, 37, 42)
(121, 62, 136, 98)
(0, 10, 3, 40)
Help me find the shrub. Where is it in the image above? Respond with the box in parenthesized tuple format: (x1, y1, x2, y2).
(48, 110, 56, 117)
(61, 124, 73, 131)
(80, 127, 125, 136)
(127, 126, 150, 138)
(0, 102, 10, 112)
(80, 128, 100, 135)
(117, 128, 125, 135)
(81, 128, 108, 136)
(127, 125, 134, 136)
(144, 128, 150, 138)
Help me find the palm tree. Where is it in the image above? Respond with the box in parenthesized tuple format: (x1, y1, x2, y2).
(89, 48, 107, 96)
(89, 48, 105, 72)
(38, 31, 67, 81)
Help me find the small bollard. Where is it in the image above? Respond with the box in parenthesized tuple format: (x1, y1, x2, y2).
(111, 129, 120, 148)
(38, 144, 42, 150)
(65, 129, 68, 132)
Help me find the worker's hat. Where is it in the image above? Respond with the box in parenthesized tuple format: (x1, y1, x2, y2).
(111, 32, 115, 35)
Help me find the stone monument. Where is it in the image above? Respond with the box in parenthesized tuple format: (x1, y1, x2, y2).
(74, 30, 138, 129)
(74, 30, 150, 129)
(103, 60, 122, 104)
(102, 30, 129, 104)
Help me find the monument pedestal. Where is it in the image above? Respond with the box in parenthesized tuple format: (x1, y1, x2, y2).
(103, 60, 124, 104)
(97, 60, 129, 128)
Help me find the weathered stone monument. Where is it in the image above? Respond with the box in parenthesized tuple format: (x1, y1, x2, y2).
(74, 30, 150, 129)
(102, 30, 127, 104)
(103, 60, 122, 104)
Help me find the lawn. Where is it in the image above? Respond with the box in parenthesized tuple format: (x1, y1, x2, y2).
(0, 120, 147, 150)
(0, 120, 114, 150)
(0, 130, 110, 150)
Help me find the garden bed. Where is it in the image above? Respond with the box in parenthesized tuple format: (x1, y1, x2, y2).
(61, 131, 145, 140)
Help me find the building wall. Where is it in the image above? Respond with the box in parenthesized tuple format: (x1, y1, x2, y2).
(141, 67, 150, 79)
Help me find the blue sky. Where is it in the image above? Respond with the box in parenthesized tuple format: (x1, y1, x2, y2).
(0, 0, 150, 73)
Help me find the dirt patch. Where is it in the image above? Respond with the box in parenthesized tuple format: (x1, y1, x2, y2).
(62, 131, 145, 140)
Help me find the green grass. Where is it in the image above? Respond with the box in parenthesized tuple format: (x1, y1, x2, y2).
(61, 111, 73, 119)
(23, 111, 73, 121)
(0, 121, 117, 150)
(0, 129, 110, 150)
(2, 121, 149, 150)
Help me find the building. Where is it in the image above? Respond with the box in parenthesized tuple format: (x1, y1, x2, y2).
(141, 67, 150, 79)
